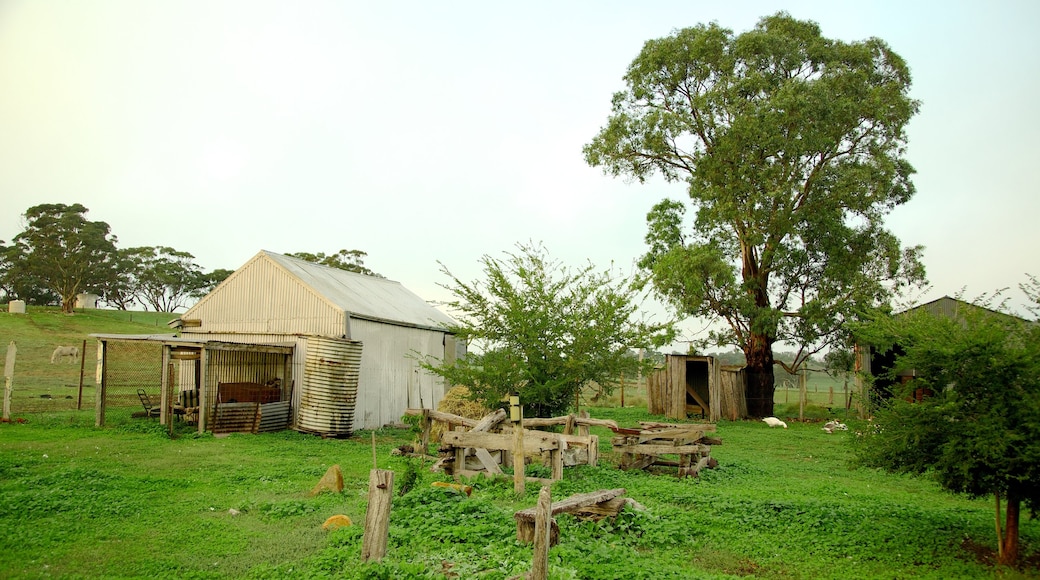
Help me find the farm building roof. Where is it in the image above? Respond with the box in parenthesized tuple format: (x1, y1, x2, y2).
(260, 250, 456, 330)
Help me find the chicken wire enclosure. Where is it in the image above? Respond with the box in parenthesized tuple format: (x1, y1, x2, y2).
(96, 338, 164, 412)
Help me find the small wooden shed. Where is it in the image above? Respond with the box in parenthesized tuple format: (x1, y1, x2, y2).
(646, 354, 747, 422)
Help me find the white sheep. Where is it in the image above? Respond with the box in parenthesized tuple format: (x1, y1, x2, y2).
(762, 417, 787, 428)
(822, 419, 848, 434)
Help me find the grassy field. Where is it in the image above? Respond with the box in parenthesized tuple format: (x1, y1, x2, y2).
(2, 307, 1038, 578)
(2, 406, 1038, 579)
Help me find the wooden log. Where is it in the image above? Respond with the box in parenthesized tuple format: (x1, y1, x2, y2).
(471, 408, 507, 432)
(515, 488, 627, 543)
(403, 408, 479, 428)
(531, 486, 552, 580)
(361, 469, 394, 562)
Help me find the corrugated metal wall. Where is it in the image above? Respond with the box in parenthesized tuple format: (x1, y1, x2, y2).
(350, 318, 447, 430)
(183, 254, 346, 337)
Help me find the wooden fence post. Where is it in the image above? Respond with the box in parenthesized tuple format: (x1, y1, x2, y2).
(3, 341, 15, 421)
(361, 469, 394, 562)
(530, 485, 552, 580)
(77, 339, 86, 411)
(417, 408, 430, 455)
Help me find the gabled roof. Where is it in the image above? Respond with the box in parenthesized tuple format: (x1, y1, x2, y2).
(261, 251, 456, 331)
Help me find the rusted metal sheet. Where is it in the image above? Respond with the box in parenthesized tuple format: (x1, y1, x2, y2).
(211, 402, 260, 434)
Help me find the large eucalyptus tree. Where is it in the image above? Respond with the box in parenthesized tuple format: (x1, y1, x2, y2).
(584, 13, 925, 416)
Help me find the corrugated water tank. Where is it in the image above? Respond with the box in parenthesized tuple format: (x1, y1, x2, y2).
(297, 336, 363, 437)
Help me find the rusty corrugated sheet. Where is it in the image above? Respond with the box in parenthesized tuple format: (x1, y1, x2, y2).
(297, 336, 363, 436)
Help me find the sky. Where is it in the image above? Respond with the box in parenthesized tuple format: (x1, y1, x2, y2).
(1, 1, 1038, 345)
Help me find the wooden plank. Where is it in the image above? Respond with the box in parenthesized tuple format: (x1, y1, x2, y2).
(442, 430, 560, 453)
(514, 488, 627, 521)
(639, 421, 717, 432)
(636, 426, 714, 444)
(521, 416, 619, 431)
(474, 447, 503, 475)
(685, 383, 709, 413)
(615, 443, 711, 456)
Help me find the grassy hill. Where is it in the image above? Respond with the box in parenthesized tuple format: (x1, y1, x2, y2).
(0, 305, 179, 413)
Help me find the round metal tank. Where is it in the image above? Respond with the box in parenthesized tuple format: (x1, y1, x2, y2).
(297, 337, 363, 437)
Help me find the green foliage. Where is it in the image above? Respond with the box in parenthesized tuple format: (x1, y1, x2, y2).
(120, 245, 211, 312)
(853, 294, 1040, 564)
(285, 249, 382, 278)
(1, 405, 1039, 578)
(5, 203, 118, 312)
(421, 242, 675, 418)
(584, 13, 925, 415)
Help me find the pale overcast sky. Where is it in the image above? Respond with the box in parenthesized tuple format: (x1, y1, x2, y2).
(1, 1, 1038, 341)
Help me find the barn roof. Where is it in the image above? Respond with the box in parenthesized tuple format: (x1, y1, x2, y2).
(260, 250, 455, 331)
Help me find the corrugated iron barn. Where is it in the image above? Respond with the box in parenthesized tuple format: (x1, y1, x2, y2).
(168, 250, 460, 435)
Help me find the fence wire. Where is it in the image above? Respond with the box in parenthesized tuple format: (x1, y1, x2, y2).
(2, 339, 163, 415)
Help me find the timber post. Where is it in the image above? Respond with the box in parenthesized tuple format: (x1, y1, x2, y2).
(530, 485, 552, 580)
(3, 341, 15, 421)
(361, 468, 394, 562)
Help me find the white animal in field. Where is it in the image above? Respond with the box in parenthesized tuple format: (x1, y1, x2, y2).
(822, 420, 848, 434)
(50, 345, 79, 364)
(762, 417, 787, 429)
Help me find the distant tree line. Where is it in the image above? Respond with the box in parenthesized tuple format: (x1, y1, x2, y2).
(0, 203, 378, 313)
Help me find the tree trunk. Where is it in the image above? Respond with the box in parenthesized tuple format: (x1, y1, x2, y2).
(744, 332, 776, 418)
(999, 489, 1020, 566)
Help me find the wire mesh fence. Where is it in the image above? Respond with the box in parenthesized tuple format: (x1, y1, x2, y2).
(2, 338, 162, 415)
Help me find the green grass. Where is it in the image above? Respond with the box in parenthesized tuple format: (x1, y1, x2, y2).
(1, 408, 1038, 579)
(2, 307, 1039, 578)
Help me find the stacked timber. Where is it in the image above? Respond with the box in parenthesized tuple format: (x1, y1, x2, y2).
(612, 422, 719, 478)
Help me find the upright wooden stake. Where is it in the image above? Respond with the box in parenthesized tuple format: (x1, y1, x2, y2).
(3, 341, 16, 421)
(513, 417, 525, 496)
(77, 339, 86, 411)
(798, 369, 807, 421)
(530, 485, 552, 580)
(417, 408, 431, 455)
(361, 469, 394, 562)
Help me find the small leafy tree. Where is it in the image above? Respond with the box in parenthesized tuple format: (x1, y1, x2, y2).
(420, 243, 674, 418)
(286, 249, 382, 277)
(852, 292, 1040, 565)
(7, 203, 118, 313)
(583, 13, 925, 416)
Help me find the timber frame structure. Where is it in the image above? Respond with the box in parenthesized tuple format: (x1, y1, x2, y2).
(91, 333, 294, 434)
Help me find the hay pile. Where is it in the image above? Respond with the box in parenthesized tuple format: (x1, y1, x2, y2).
(431, 386, 493, 443)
